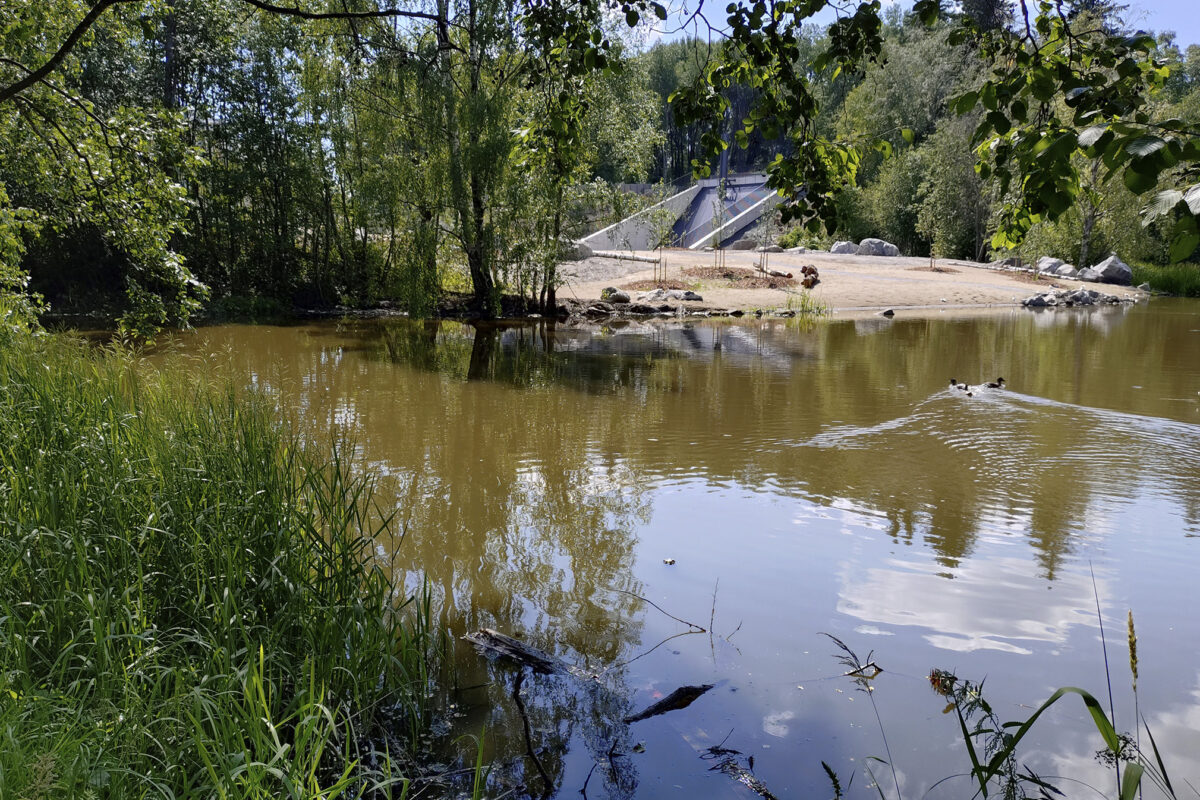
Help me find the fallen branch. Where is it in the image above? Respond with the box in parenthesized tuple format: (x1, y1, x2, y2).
(624, 684, 714, 724)
(463, 629, 566, 675)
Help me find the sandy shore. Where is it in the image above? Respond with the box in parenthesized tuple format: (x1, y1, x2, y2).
(559, 249, 1144, 319)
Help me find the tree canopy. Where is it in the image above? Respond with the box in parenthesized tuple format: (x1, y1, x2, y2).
(1, 0, 1197, 333)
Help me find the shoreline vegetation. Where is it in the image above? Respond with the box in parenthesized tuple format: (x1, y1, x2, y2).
(0, 328, 443, 798)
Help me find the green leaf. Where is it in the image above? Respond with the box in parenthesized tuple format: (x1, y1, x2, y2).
(1119, 764, 1144, 800)
(952, 91, 978, 115)
(981, 686, 1120, 783)
(652, 2, 668, 20)
(1126, 136, 1165, 158)
(625, 8, 639, 26)
(1170, 216, 1200, 262)
(913, 0, 939, 26)
(900, 128, 914, 144)
(1142, 190, 1182, 221)
(1123, 167, 1158, 195)
(986, 111, 1011, 135)
(1078, 125, 1108, 148)
(1185, 184, 1200, 216)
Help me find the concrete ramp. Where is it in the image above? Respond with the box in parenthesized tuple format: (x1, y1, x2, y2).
(580, 173, 777, 253)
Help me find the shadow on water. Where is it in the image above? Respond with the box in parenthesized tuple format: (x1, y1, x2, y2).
(156, 300, 1200, 799)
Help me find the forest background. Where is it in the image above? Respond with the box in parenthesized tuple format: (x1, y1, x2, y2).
(1, 0, 1199, 337)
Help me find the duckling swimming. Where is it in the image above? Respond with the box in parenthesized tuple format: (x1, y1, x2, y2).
(949, 378, 969, 391)
(984, 377, 1006, 389)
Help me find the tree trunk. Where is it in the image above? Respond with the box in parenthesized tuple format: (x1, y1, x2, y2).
(1079, 159, 1103, 268)
(438, 0, 495, 318)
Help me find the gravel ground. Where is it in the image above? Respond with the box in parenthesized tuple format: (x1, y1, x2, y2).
(559, 255, 655, 286)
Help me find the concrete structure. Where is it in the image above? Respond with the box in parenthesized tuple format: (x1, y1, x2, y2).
(580, 185, 700, 251)
(579, 172, 779, 253)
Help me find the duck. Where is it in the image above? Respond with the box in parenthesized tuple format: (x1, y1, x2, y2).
(984, 377, 1006, 389)
(949, 377, 969, 391)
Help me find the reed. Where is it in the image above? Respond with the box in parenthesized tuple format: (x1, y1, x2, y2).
(0, 331, 440, 797)
(1130, 261, 1200, 297)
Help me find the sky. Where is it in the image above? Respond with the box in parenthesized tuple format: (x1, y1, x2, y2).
(1126, 0, 1200, 48)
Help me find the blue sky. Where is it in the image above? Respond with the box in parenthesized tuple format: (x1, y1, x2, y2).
(1127, 0, 1200, 48)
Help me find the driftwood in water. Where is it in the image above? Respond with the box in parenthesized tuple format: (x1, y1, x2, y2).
(711, 757, 780, 800)
(623, 684, 714, 723)
(463, 628, 564, 675)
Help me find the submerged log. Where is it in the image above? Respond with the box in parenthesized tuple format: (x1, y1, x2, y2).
(463, 629, 565, 675)
(623, 684, 714, 723)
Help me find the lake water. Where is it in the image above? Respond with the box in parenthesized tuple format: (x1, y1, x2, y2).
(162, 300, 1200, 799)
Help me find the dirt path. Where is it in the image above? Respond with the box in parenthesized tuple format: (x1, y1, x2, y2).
(559, 249, 1143, 318)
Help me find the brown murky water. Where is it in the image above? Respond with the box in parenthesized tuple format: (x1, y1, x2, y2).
(162, 300, 1200, 799)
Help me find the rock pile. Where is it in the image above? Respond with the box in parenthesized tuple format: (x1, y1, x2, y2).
(637, 288, 703, 303)
(1021, 288, 1134, 308)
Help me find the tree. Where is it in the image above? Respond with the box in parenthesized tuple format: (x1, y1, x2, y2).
(948, 1, 1199, 261)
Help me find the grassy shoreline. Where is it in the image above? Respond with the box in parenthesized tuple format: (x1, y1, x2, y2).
(0, 330, 440, 798)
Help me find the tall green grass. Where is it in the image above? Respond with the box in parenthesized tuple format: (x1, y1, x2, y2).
(1131, 261, 1200, 296)
(0, 330, 440, 798)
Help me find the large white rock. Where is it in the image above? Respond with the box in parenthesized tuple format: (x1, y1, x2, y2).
(1077, 267, 1101, 283)
(638, 288, 670, 303)
(1037, 256, 1064, 274)
(1091, 254, 1132, 285)
(561, 240, 593, 261)
(857, 238, 900, 257)
(1055, 263, 1079, 278)
(830, 241, 859, 255)
(727, 238, 757, 251)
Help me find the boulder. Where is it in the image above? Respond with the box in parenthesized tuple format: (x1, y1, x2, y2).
(1037, 256, 1064, 274)
(786, 246, 807, 254)
(1091, 254, 1132, 285)
(628, 303, 657, 315)
(1076, 267, 1101, 283)
(600, 287, 630, 303)
(830, 240, 859, 255)
(668, 289, 703, 302)
(1022, 294, 1050, 307)
(758, 244, 784, 253)
(1055, 264, 1079, 278)
(638, 288, 670, 303)
(727, 239, 757, 251)
(857, 238, 900, 257)
(560, 240, 593, 261)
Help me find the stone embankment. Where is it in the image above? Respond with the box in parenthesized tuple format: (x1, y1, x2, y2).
(567, 286, 819, 323)
(1021, 287, 1136, 308)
